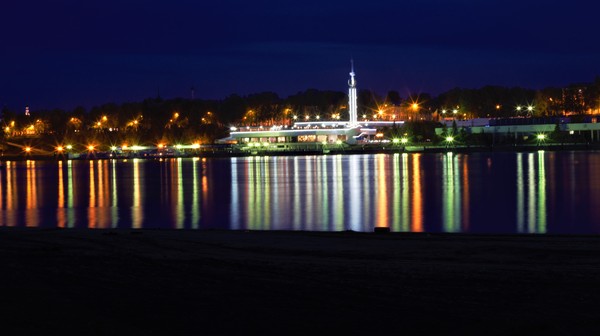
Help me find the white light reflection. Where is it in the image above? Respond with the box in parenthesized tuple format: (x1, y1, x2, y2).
(230, 157, 240, 229)
(346, 155, 360, 231)
(332, 155, 344, 230)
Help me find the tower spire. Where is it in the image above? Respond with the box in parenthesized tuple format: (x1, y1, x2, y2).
(348, 60, 358, 126)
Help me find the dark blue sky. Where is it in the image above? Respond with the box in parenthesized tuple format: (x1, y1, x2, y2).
(1, 0, 598, 110)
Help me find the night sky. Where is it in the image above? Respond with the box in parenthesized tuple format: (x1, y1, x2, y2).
(2, 0, 599, 110)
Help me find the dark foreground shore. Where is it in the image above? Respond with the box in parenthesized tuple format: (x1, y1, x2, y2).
(1, 229, 599, 335)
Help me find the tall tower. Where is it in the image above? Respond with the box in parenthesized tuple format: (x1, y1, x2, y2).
(348, 60, 358, 127)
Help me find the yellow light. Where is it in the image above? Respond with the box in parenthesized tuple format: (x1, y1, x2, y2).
(24, 147, 32, 152)
(158, 143, 165, 149)
(191, 143, 201, 149)
(378, 109, 384, 115)
(66, 145, 73, 150)
(411, 103, 419, 110)
(96, 122, 101, 126)
(4, 127, 9, 132)
(56, 146, 64, 152)
(174, 112, 179, 118)
(122, 144, 128, 149)
(110, 146, 117, 151)
(401, 138, 409, 144)
(376, 133, 384, 138)
(446, 136, 454, 142)
(88, 145, 95, 151)
(102, 115, 107, 121)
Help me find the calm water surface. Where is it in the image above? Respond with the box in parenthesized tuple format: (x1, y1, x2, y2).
(1, 152, 599, 234)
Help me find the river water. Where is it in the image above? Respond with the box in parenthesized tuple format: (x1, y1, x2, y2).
(1, 151, 599, 233)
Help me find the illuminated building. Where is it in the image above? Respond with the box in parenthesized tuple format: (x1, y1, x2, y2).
(220, 62, 401, 149)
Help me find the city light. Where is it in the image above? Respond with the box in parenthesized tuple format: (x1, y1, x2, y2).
(56, 146, 64, 152)
(87, 145, 95, 151)
(401, 138, 409, 144)
(446, 136, 454, 142)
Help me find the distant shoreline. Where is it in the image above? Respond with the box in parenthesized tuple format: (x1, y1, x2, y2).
(2, 142, 600, 161)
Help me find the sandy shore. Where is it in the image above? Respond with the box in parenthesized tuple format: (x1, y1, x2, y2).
(1, 229, 599, 335)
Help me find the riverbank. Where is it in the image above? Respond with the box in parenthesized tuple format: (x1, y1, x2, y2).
(2, 142, 600, 161)
(1, 228, 599, 335)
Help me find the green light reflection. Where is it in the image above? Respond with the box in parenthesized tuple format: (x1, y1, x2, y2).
(192, 158, 200, 229)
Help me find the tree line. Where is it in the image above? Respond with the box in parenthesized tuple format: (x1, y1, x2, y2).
(2, 77, 600, 146)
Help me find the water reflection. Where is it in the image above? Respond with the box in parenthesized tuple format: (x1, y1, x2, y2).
(516, 152, 547, 233)
(0, 152, 594, 233)
(411, 154, 423, 232)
